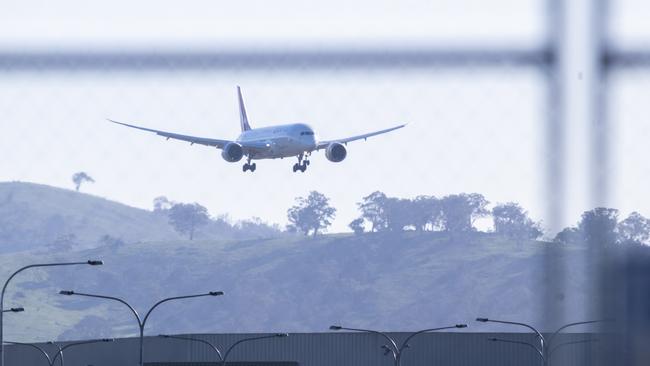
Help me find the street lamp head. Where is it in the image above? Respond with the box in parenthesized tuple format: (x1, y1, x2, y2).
(455, 324, 468, 328)
(275, 333, 289, 338)
(329, 325, 343, 331)
(59, 290, 75, 296)
(87, 260, 103, 266)
(209, 291, 224, 296)
(476, 318, 489, 322)
(9, 307, 24, 313)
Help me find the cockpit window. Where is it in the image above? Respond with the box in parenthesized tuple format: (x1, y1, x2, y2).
(300, 131, 314, 136)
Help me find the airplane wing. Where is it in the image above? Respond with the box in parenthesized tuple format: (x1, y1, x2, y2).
(316, 123, 407, 149)
(109, 119, 232, 148)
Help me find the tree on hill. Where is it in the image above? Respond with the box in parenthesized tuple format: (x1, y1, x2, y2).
(617, 211, 650, 245)
(439, 193, 489, 233)
(383, 197, 415, 231)
(355, 194, 442, 233)
(578, 207, 619, 248)
(72, 172, 94, 192)
(553, 227, 583, 245)
(492, 202, 543, 240)
(349, 218, 365, 235)
(168, 202, 210, 240)
(357, 191, 388, 232)
(287, 191, 336, 237)
(153, 196, 173, 212)
(412, 195, 441, 232)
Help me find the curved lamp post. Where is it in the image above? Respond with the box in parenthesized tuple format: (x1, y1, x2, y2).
(4, 338, 113, 366)
(548, 338, 598, 362)
(50, 338, 114, 366)
(159, 333, 288, 365)
(488, 337, 545, 363)
(477, 318, 545, 348)
(159, 334, 223, 361)
(59, 290, 224, 366)
(3, 341, 52, 365)
(329, 324, 467, 366)
(0, 260, 103, 366)
(478, 318, 606, 366)
(221, 333, 288, 366)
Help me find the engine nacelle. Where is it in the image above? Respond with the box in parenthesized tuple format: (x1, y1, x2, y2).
(221, 142, 244, 162)
(325, 142, 347, 162)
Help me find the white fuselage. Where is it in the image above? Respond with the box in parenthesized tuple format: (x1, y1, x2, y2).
(236, 123, 317, 159)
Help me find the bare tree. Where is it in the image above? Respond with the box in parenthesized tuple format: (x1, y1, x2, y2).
(72, 172, 95, 191)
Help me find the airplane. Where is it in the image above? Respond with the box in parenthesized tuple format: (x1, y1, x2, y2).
(109, 86, 406, 173)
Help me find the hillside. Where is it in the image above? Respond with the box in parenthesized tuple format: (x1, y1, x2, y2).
(0, 232, 592, 342)
(0, 181, 180, 252)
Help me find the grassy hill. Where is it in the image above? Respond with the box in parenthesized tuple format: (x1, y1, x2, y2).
(0, 232, 592, 343)
(0, 182, 180, 252)
(0, 182, 594, 342)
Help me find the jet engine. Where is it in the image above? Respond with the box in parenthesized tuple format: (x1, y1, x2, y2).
(325, 142, 347, 162)
(221, 142, 244, 162)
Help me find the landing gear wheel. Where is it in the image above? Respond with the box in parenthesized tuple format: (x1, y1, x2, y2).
(250, 163, 256, 172)
(243, 163, 249, 172)
(294, 153, 310, 173)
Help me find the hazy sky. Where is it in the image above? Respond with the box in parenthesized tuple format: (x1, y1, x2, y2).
(0, 0, 544, 49)
(1, 0, 649, 233)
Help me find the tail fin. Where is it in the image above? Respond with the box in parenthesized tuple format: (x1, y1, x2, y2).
(237, 86, 252, 132)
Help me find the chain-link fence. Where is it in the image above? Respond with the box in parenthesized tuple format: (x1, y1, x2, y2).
(0, 1, 649, 365)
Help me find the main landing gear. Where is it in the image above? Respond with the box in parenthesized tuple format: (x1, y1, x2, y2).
(293, 153, 310, 173)
(243, 157, 256, 172)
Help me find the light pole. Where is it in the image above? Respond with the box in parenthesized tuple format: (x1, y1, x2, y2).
(0, 260, 103, 366)
(329, 324, 467, 366)
(488, 337, 545, 364)
(1, 308, 24, 314)
(159, 333, 288, 365)
(3, 341, 52, 365)
(221, 333, 288, 366)
(478, 318, 605, 366)
(5, 338, 113, 366)
(159, 334, 223, 361)
(50, 338, 114, 366)
(59, 290, 224, 366)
